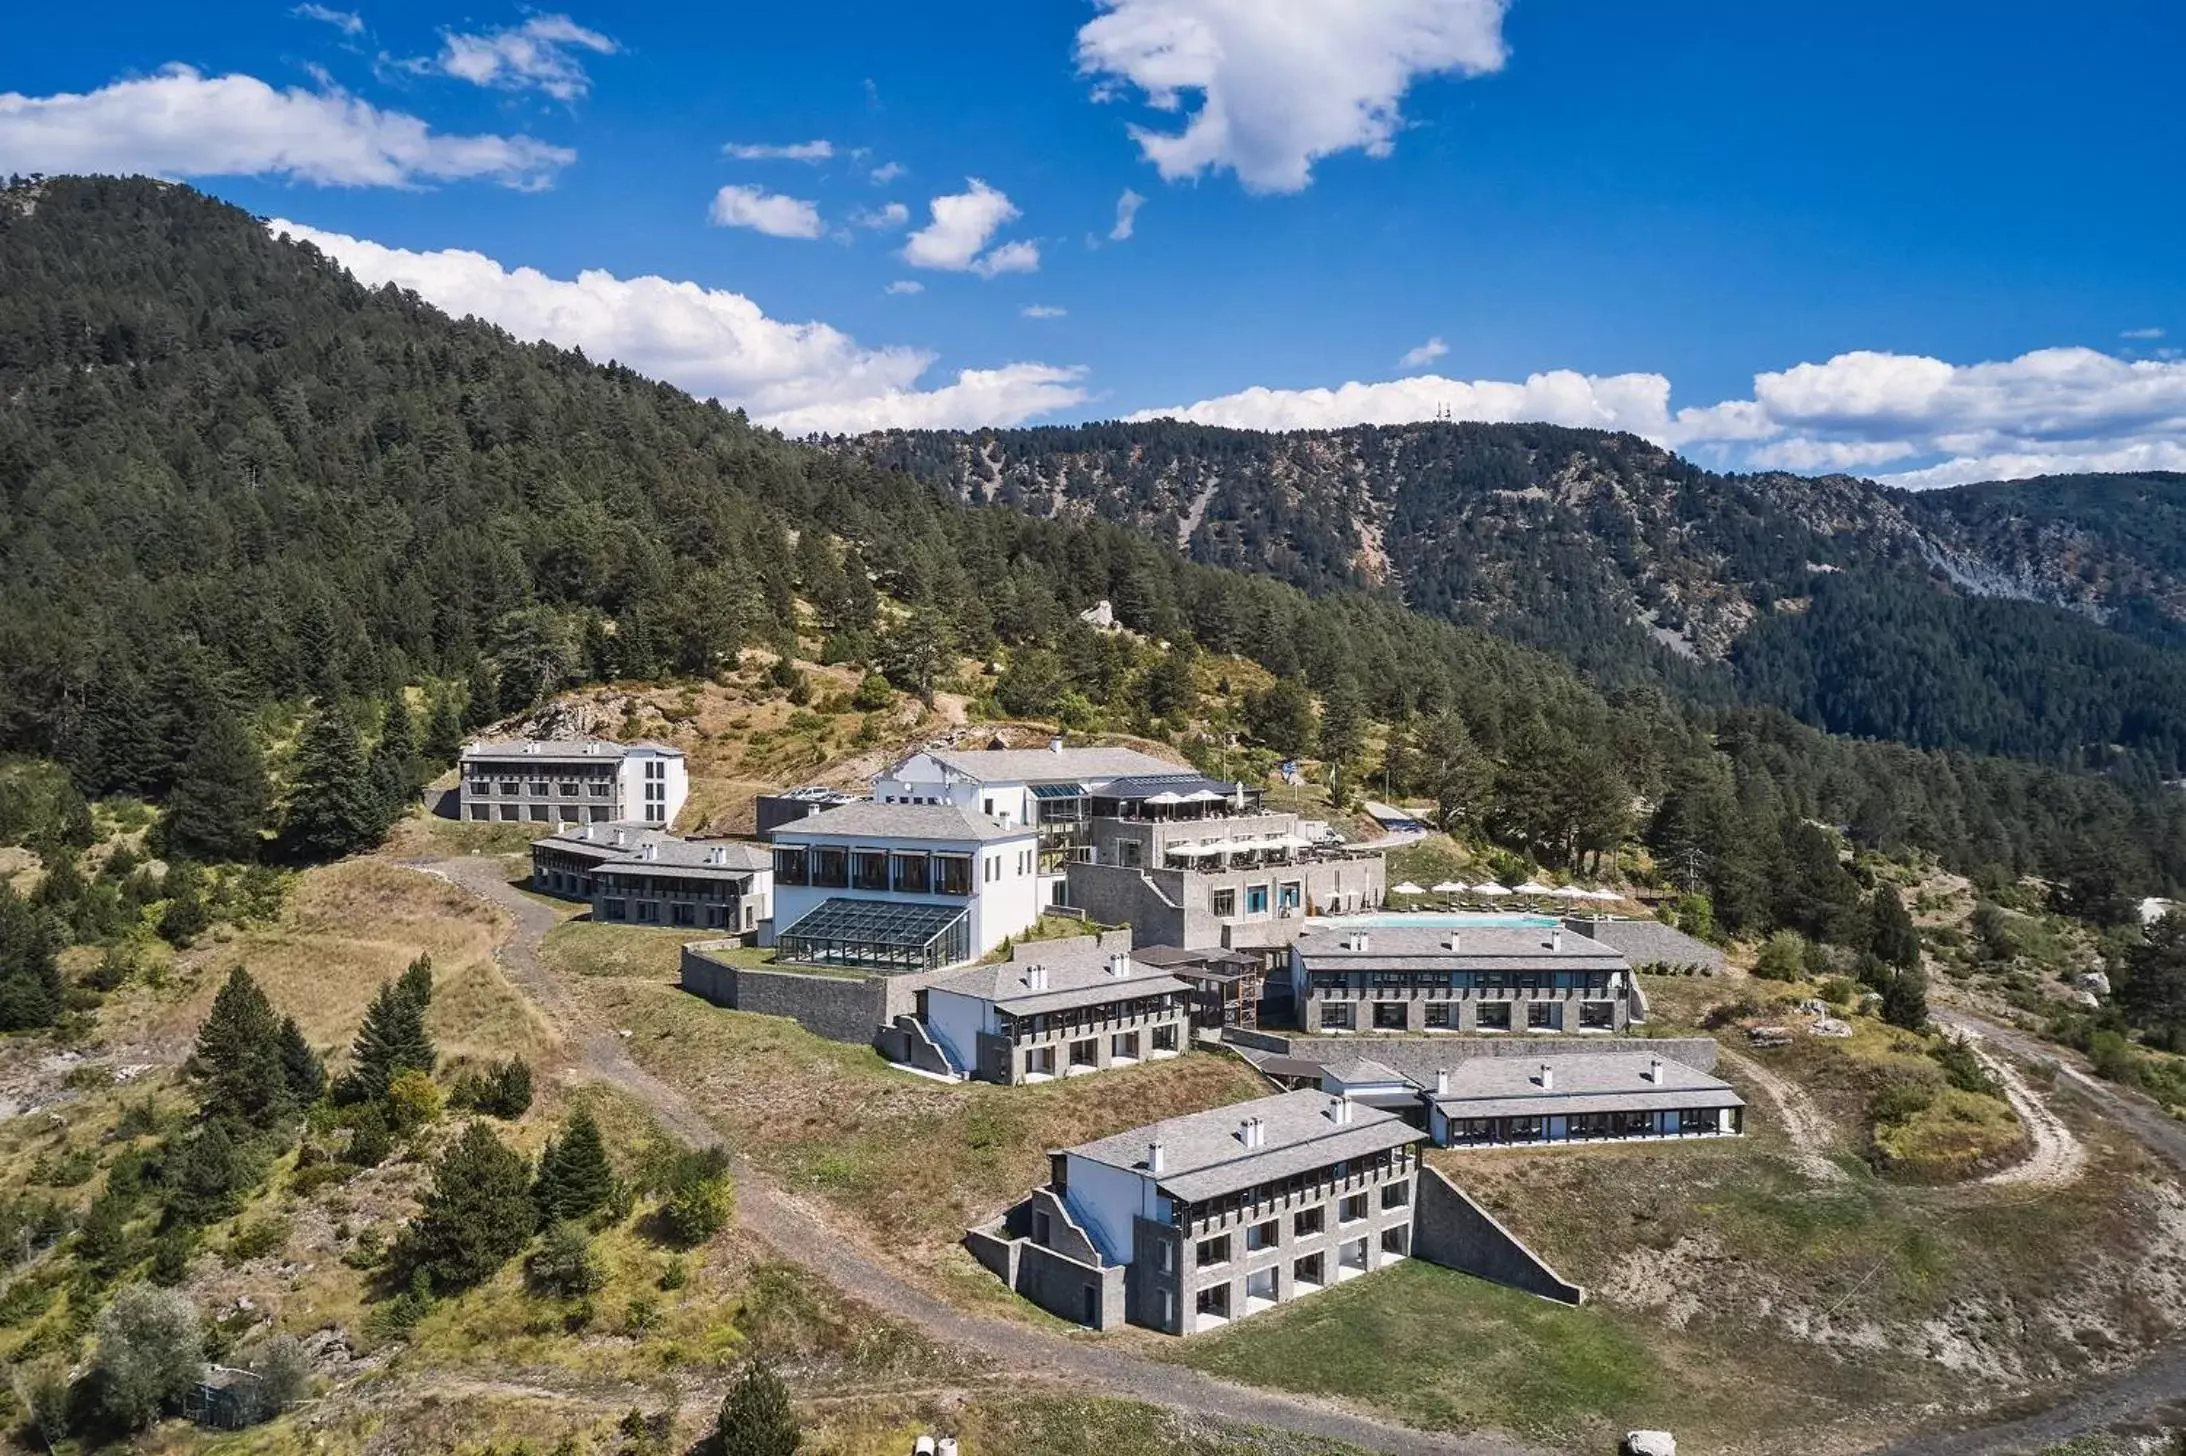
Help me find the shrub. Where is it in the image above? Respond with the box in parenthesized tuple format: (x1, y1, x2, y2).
(661, 1169, 733, 1248)
(717, 1360, 801, 1456)
(658, 1256, 688, 1291)
(849, 673, 893, 711)
(345, 1105, 392, 1167)
(383, 1069, 443, 1135)
(2089, 1030, 2138, 1084)
(1930, 1037, 2004, 1098)
(93, 1283, 205, 1431)
(451, 1058, 533, 1119)
(526, 1221, 604, 1299)
(240, 1331, 310, 1421)
(365, 1269, 432, 1342)
(1753, 932, 1805, 982)
(227, 1216, 292, 1264)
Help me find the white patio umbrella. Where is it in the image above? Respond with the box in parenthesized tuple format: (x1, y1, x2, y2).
(1430, 880, 1466, 894)
(1549, 884, 1588, 900)
(1473, 881, 1511, 897)
(1586, 887, 1623, 901)
(1392, 881, 1427, 896)
(1141, 791, 1185, 806)
(1514, 879, 1553, 895)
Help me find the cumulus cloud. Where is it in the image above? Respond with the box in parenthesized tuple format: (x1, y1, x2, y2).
(724, 139, 833, 162)
(1076, 0, 1509, 193)
(266, 218, 1086, 431)
(851, 201, 911, 230)
(1022, 304, 1068, 319)
(0, 65, 572, 188)
(1110, 187, 1145, 241)
(1135, 344, 2186, 488)
(708, 184, 824, 239)
(294, 3, 364, 35)
(870, 160, 906, 184)
(431, 14, 617, 101)
(1399, 336, 1448, 369)
(903, 179, 1040, 275)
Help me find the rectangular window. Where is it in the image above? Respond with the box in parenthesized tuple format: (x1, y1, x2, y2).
(588, 782, 610, 796)
(1245, 1219, 1279, 1252)
(1381, 1180, 1410, 1210)
(525, 806, 548, 823)
(1024, 1045, 1056, 1078)
(1195, 1283, 1231, 1320)
(499, 780, 521, 796)
(468, 805, 489, 821)
(772, 847, 810, 885)
(1372, 1002, 1407, 1030)
(1380, 1225, 1409, 1258)
(1195, 1235, 1231, 1269)
(1068, 1038, 1098, 1069)
(469, 779, 493, 798)
(1151, 1023, 1178, 1052)
(498, 804, 520, 821)
(589, 806, 610, 822)
(1339, 1193, 1368, 1225)
(811, 847, 849, 888)
(603, 899, 628, 922)
(1527, 1001, 1557, 1030)
(529, 780, 550, 796)
(1293, 1252, 1325, 1288)
(1475, 1002, 1512, 1031)
(1320, 1002, 1355, 1031)
(890, 853, 930, 894)
(1110, 1031, 1140, 1062)
(558, 780, 580, 797)
(1277, 881, 1302, 910)
(1424, 1003, 1451, 1029)
(1244, 883, 1270, 915)
(636, 901, 659, 923)
(850, 850, 889, 892)
(1579, 1000, 1615, 1030)
(933, 854, 974, 897)
(1293, 1205, 1325, 1238)
(1211, 888, 1237, 918)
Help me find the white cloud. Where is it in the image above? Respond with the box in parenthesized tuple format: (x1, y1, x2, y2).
(870, 160, 906, 184)
(1022, 304, 1068, 319)
(708, 184, 823, 239)
(851, 201, 910, 230)
(1110, 187, 1144, 241)
(266, 217, 1086, 431)
(723, 139, 834, 162)
(294, 3, 364, 35)
(1137, 344, 2186, 489)
(885, 280, 924, 295)
(1075, 0, 1509, 193)
(903, 178, 1039, 276)
(1399, 336, 1448, 369)
(432, 14, 617, 101)
(2122, 326, 2166, 340)
(0, 65, 572, 189)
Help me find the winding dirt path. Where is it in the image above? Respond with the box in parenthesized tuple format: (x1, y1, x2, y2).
(1715, 1045, 1848, 1183)
(1939, 1022, 2086, 1188)
(412, 856, 1535, 1456)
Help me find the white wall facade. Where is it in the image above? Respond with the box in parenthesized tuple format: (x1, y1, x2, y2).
(770, 825, 1041, 959)
(923, 987, 998, 1070)
(1061, 1154, 1163, 1266)
(873, 753, 1035, 827)
(617, 748, 689, 827)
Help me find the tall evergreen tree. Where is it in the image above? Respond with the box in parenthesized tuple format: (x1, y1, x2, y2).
(2121, 913, 2186, 1050)
(462, 661, 499, 732)
(0, 884, 63, 1031)
(396, 1120, 536, 1291)
(284, 706, 385, 861)
(1867, 884, 1922, 971)
(424, 691, 465, 767)
(166, 1120, 248, 1225)
(347, 977, 436, 1100)
(160, 709, 269, 864)
(533, 1107, 615, 1223)
(186, 967, 289, 1129)
(277, 1016, 326, 1106)
(369, 692, 419, 822)
(1419, 710, 1492, 835)
(717, 1360, 802, 1456)
(397, 952, 434, 1009)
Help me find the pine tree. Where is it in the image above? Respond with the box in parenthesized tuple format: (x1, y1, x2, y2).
(397, 952, 434, 1009)
(533, 1106, 615, 1223)
(277, 1016, 326, 1106)
(161, 709, 270, 864)
(396, 1120, 536, 1290)
(369, 693, 419, 822)
(166, 1120, 247, 1225)
(347, 977, 436, 1100)
(155, 860, 211, 947)
(285, 707, 386, 861)
(1880, 962, 1930, 1031)
(1867, 884, 1922, 971)
(717, 1360, 802, 1456)
(186, 966, 289, 1128)
(2121, 913, 2186, 1050)
(463, 660, 499, 732)
(1419, 710, 1492, 835)
(424, 691, 465, 767)
(0, 884, 63, 1031)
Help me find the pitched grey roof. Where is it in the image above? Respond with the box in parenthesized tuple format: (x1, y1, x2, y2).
(927, 954, 1192, 1017)
(1065, 1088, 1424, 1203)
(1564, 917, 1725, 971)
(770, 800, 1032, 844)
(1293, 924, 1629, 972)
(1427, 1051, 1742, 1116)
(1320, 1058, 1408, 1087)
(534, 825, 768, 880)
(463, 735, 681, 763)
(919, 744, 1184, 784)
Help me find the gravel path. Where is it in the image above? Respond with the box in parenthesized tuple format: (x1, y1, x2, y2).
(1936, 1021, 2086, 1188)
(1715, 1045, 1849, 1183)
(412, 856, 1532, 1456)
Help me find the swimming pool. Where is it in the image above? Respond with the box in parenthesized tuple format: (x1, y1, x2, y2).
(1309, 912, 1559, 930)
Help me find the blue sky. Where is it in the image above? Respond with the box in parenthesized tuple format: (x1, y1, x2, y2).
(4, 0, 2184, 484)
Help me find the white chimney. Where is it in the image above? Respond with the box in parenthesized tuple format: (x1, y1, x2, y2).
(1024, 965, 1049, 992)
(1049, 735, 1065, 753)
(522, 741, 539, 754)
(1147, 1141, 1165, 1175)
(1435, 1067, 1450, 1096)
(1538, 1062, 1554, 1091)
(938, 1440, 959, 1456)
(707, 846, 727, 866)
(1443, 931, 1461, 953)
(1239, 1117, 1256, 1148)
(1648, 1056, 1663, 1084)
(613, 828, 628, 847)
(1108, 952, 1133, 979)
(584, 741, 602, 755)
(1327, 1095, 1353, 1125)
(640, 842, 657, 861)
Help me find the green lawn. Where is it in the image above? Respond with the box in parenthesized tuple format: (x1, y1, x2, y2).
(1171, 1261, 1660, 1447)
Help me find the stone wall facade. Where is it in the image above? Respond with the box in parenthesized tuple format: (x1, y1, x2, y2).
(1413, 1167, 1584, 1305)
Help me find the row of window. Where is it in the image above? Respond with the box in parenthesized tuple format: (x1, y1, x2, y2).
(1171, 1148, 1409, 1229)
(1002, 997, 1183, 1040)
(471, 804, 613, 823)
(1441, 1107, 1726, 1144)
(1193, 1184, 1408, 1268)
(1309, 971, 1618, 993)
(470, 779, 613, 798)
(597, 898, 752, 931)
(1318, 1000, 1617, 1031)
(1020, 1023, 1179, 1076)
(1208, 883, 1300, 918)
(773, 846, 978, 896)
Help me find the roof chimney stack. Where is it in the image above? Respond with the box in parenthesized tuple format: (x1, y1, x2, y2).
(1435, 1067, 1450, 1096)
(1551, 927, 1565, 952)
(640, 842, 657, 861)
(1024, 964, 1049, 992)
(1108, 952, 1133, 979)
(1327, 1095, 1353, 1125)
(613, 828, 628, 847)
(1648, 1056, 1663, 1084)
(1049, 735, 1064, 754)
(708, 846, 727, 866)
(1147, 1141, 1165, 1175)
(1538, 1062, 1555, 1091)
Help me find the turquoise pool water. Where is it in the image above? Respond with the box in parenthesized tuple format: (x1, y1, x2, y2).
(1312, 912, 1559, 929)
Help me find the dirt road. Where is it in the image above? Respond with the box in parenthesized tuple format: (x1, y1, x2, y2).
(1715, 1045, 1849, 1183)
(414, 856, 1531, 1456)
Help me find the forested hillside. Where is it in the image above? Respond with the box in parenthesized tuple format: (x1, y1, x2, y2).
(842, 426, 2186, 773)
(1, 174, 2183, 962)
